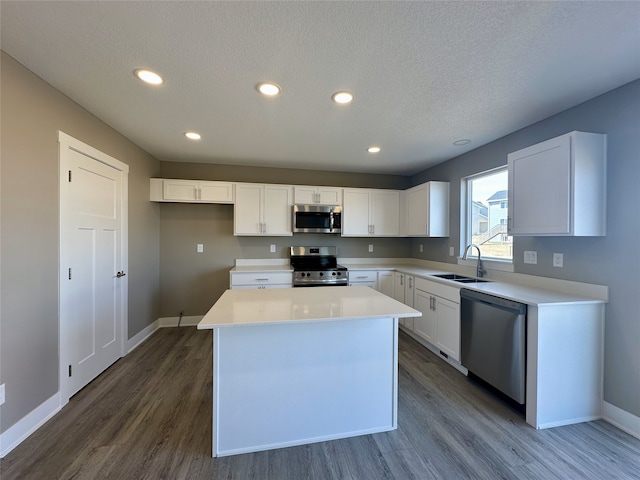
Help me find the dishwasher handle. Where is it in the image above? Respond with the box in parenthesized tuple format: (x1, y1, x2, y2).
(460, 288, 527, 314)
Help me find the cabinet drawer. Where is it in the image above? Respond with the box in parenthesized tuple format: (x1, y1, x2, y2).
(348, 271, 377, 283)
(414, 277, 460, 303)
(230, 272, 293, 287)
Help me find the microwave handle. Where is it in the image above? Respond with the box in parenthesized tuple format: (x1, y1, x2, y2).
(330, 212, 335, 231)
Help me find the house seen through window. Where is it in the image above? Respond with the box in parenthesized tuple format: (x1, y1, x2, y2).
(465, 168, 512, 261)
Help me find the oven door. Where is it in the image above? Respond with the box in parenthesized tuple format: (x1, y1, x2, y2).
(292, 205, 341, 233)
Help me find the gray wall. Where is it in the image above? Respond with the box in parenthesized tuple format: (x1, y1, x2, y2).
(409, 79, 640, 418)
(157, 163, 411, 316)
(0, 52, 161, 432)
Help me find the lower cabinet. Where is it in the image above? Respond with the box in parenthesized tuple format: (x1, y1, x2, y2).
(230, 271, 293, 289)
(377, 271, 395, 297)
(348, 270, 378, 289)
(413, 278, 461, 362)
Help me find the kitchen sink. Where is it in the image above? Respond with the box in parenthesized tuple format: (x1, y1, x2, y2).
(432, 273, 490, 283)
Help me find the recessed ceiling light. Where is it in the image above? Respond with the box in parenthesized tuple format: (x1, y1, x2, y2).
(332, 91, 354, 104)
(257, 82, 281, 96)
(134, 69, 163, 85)
(367, 146, 381, 154)
(184, 131, 201, 140)
(453, 139, 471, 146)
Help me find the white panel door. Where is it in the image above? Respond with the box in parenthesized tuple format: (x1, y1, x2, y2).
(342, 189, 371, 236)
(371, 190, 400, 236)
(59, 133, 128, 401)
(508, 135, 571, 235)
(234, 183, 263, 235)
(263, 185, 293, 235)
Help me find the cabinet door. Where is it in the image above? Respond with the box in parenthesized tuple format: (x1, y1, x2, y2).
(406, 185, 428, 236)
(293, 186, 317, 204)
(371, 190, 400, 236)
(405, 275, 415, 308)
(317, 187, 342, 205)
(434, 297, 460, 361)
(414, 290, 437, 344)
(342, 189, 371, 236)
(198, 181, 234, 203)
(393, 273, 405, 303)
(163, 180, 198, 201)
(508, 135, 571, 235)
(263, 185, 293, 235)
(234, 184, 263, 235)
(378, 271, 395, 297)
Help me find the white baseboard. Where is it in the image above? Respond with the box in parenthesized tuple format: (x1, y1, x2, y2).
(158, 315, 203, 327)
(127, 319, 160, 353)
(0, 393, 61, 458)
(603, 401, 640, 440)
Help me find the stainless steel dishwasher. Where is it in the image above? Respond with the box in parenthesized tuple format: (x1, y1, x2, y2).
(460, 289, 527, 405)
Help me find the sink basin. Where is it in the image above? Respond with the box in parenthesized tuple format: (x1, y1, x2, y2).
(432, 273, 490, 283)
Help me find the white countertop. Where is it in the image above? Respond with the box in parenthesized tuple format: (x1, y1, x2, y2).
(198, 286, 421, 329)
(228, 259, 607, 307)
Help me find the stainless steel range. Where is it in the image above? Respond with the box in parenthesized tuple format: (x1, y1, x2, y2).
(290, 246, 348, 287)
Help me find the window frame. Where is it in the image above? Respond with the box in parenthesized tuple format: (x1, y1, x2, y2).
(458, 166, 514, 272)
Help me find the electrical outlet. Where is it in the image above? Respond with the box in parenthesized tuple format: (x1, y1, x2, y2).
(419, 244, 423, 253)
(449, 247, 455, 256)
(524, 250, 538, 264)
(368, 244, 374, 253)
(0, 384, 5, 406)
(196, 244, 203, 253)
(553, 253, 564, 268)
(270, 244, 276, 253)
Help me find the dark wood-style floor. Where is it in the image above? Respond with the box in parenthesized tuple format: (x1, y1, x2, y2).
(2, 327, 639, 480)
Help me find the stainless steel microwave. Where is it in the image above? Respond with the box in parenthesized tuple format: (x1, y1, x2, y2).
(292, 205, 342, 234)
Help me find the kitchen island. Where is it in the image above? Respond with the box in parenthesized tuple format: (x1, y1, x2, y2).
(197, 286, 421, 457)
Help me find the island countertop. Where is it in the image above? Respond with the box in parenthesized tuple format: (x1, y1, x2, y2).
(197, 285, 421, 329)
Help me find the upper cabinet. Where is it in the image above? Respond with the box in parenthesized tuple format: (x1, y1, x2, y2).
(342, 189, 400, 237)
(150, 178, 234, 203)
(294, 186, 342, 205)
(508, 131, 606, 236)
(402, 181, 450, 237)
(234, 183, 293, 236)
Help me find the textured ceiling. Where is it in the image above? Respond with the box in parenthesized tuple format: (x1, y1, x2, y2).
(2, 1, 639, 175)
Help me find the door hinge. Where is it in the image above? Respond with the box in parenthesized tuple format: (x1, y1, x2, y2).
(68, 365, 72, 377)
(68, 268, 72, 280)
(68, 170, 72, 182)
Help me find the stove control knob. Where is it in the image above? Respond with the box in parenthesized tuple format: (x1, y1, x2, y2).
(319, 272, 324, 276)
(306, 273, 311, 277)
(337, 272, 342, 276)
(332, 272, 336, 276)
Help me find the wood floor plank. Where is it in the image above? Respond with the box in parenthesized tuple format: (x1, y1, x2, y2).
(2, 327, 639, 480)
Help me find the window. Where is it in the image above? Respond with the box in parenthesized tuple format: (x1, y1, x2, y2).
(463, 168, 512, 261)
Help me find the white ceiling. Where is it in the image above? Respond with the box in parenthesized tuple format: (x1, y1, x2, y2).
(2, 1, 639, 175)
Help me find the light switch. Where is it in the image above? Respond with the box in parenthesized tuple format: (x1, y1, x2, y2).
(368, 244, 374, 253)
(420, 244, 424, 253)
(449, 247, 454, 256)
(270, 244, 276, 253)
(196, 244, 204, 253)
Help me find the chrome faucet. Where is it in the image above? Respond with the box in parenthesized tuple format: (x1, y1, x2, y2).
(463, 244, 486, 278)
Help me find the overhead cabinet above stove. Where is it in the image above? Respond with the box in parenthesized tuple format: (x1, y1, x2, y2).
(507, 131, 607, 237)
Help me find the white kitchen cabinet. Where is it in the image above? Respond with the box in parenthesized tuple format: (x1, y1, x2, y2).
(413, 278, 461, 362)
(348, 270, 378, 289)
(342, 188, 400, 236)
(230, 271, 293, 289)
(377, 271, 395, 297)
(294, 186, 342, 205)
(507, 131, 606, 236)
(150, 178, 234, 203)
(234, 183, 293, 236)
(395, 273, 415, 330)
(402, 181, 449, 237)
